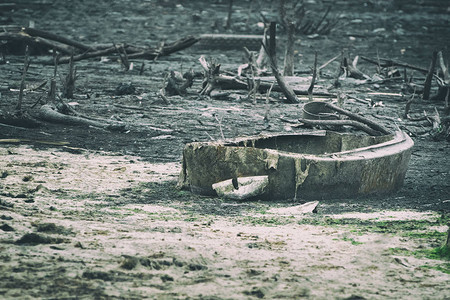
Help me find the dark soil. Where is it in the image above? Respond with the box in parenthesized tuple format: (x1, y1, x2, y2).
(0, 1, 449, 299)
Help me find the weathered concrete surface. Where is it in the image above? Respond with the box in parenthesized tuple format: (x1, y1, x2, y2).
(178, 130, 414, 200)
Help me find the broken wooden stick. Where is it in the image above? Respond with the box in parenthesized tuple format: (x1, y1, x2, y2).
(299, 118, 382, 136)
(52, 36, 198, 64)
(324, 102, 391, 135)
(308, 52, 318, 101)
(343, 56, 370, 80)
(17, 45, 30, 111)
(38, 104, 125, 131)
(360, 56, 428, 74)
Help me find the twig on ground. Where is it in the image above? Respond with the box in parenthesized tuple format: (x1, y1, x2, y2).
(318, 53, 340, 72)
(360, 56, 428, 74)
(17, 45, 30, 111)
(308, 52, 318, 101)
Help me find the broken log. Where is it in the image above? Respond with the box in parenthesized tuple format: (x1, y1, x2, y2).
(38, 104, 125, 131)
(360, 56, 428, 74)
(0, 110, 41, 128)
(299, 118, 382, 136)
(48, 36, 198, 64)
(324, 102, 391, 135)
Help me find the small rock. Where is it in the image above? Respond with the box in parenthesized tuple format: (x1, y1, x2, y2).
(0, 199, 14, 208)
(0, 223, 14, 231)
(170, 227, 182, 233)
(244, 287, 267, 299)
(22, 175, 33, 182)
(35, 222, 74, 235)
(16, 233, 68, 245)
(161, 274, 174, 282)
(151, 226, 166, 233)
(120, 256, 139, 270)
(115, 82, 136, 95)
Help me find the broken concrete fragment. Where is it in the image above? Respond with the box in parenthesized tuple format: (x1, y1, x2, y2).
(212, 176, 269, 200)
(268, 201, 319, 216)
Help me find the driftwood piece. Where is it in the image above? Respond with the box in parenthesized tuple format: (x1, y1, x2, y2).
(343, 56, 370, 80)
(1, 27, 198, 62)
(23, 27, 92, 51)
(205, 74, 333, 97)
(52, 36, 197, 64)
(38, 104, 125, 131)
(0, 31, 75, 55)
(0, 110, 41, 128)
(125, 36, 198, 59)
(324, 102, 391, 135)
(299, 118, 382, 136)
(360, 56, 428, 74)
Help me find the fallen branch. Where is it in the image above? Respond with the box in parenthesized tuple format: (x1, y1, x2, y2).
(299, 118, 382, 136)
(343, 56, 370, 80)
(324, 102, 391, 135)
(0, 110, 41, 128)
(23, 27, 92, 52)
(0, 31, 75, 55)
(360, 56, 428, 74)
(50, 36, 198, 64)
(38, 104, 125, 131)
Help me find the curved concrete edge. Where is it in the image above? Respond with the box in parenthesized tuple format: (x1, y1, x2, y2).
(177, 131, 414, 200)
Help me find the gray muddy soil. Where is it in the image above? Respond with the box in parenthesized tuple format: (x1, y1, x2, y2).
(0, 1, 449, 299)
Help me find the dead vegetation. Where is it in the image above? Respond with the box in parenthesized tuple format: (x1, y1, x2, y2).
(0, 0, 449, 299)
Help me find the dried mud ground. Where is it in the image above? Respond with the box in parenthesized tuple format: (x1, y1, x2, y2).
(1, 1, 450, 299)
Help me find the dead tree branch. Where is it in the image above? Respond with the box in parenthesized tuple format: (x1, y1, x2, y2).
(299, 118, 382, 136)
(324, 102, 391, 135)
(38, 104, 125, 131)
(308, 52, 318, 101)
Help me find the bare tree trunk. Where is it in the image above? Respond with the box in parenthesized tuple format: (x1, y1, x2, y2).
(423, 51, 438, 100)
